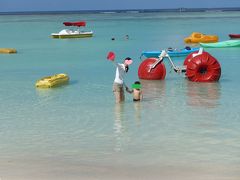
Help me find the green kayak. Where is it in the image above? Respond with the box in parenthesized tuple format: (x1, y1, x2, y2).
(200, 40, 240, 48)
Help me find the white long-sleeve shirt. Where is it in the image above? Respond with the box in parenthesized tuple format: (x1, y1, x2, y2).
(113, 62, 126, 85)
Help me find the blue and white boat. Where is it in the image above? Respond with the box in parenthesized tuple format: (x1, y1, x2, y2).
(141, 47, 200, 58)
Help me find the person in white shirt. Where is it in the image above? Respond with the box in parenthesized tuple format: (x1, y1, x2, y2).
(112, 57, 132, 103)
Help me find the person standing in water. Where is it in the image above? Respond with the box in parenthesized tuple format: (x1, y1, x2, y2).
(126, 81, 143, 101)
(112, 57, 133, 103)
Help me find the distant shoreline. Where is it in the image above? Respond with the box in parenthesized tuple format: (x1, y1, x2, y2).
(1, 7, 240, 15)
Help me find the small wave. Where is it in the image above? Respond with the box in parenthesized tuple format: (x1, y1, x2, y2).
(101, 11, 117, 14)
(126, 11, 139, 13)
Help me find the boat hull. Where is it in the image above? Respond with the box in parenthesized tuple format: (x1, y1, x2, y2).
(35, 73, 69, 88)
(0, 48, 17, 54)
(51, 29, 93, 39)
(141, 48, 200, 58)
(51, 33, 93, 39)
(200, 40, 240, 48)
(229, 34, 240, 39)
(184, 32, 218, 43)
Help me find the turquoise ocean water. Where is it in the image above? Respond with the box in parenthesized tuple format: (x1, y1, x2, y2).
(0, 11, 240, 179)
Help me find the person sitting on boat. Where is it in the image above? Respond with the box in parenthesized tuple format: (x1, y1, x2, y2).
(185, 46, 191, 50)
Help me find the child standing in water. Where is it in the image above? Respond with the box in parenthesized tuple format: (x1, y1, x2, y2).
(126, 81, 143, 101)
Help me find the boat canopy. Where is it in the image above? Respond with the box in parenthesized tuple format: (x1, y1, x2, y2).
(63, 21, 86, 27)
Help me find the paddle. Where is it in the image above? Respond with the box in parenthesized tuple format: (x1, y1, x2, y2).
(107, 51, 115, 61)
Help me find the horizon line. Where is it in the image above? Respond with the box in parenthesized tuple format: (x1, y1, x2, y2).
(1, 7, 240, 15)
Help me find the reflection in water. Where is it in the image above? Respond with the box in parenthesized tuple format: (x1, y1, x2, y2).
(35, 88, 55, 97)
(35, 86, 67, 97)
(114, 103, 125, 152)
(35, 84, 70, 99)
(140, 80, 166, 101)
(186, 81, 221, 108)
(34, 88, 58, 106)
(113, 101, 143, 151)
(133, 102, 142, 126)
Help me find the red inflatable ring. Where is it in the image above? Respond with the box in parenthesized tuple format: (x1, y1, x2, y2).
(138, 58, 166, 80)
(186, 52, 221, 82)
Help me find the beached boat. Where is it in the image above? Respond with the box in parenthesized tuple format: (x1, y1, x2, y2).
(141, 47, 200, 58)
(35, 73, 69, 88)
(200, 40, 240, 48)
(0, 48, 17, 54)
(229, 34, 240, 39)
(51, 21, 93, 39)
(184, 32, 218, 43)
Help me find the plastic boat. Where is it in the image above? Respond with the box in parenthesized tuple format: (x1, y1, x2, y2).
(51, 21, 93, 39)
(141, 47, 200, 58)
(0, 48, 17, 54)
(200, 40, 240, 48)
(35, 73, 69, 88)
(184, 32, 218, 43)
(229, 34, 240, 39)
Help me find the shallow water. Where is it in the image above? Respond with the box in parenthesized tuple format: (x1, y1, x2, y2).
(0, 11, 240, 179)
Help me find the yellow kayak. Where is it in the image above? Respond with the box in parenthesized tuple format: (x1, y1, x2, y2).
(0, 48, 17, 54)
(35, 73, 69, 88)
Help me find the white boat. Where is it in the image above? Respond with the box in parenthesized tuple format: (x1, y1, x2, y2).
(51, 21, 93, 39)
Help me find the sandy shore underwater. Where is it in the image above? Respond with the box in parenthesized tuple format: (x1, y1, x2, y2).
(1, 157, 240, 180)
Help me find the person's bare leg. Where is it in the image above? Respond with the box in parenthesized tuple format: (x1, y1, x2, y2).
(120, 91, 125, 101)
(114, 91, 121, 103)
